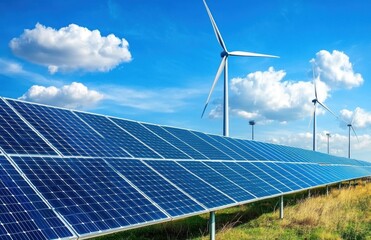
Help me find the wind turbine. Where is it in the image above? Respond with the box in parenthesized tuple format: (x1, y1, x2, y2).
(201, 0, 279, 137)
(310, 68, 338, 151)
(344, 110, 359, 158)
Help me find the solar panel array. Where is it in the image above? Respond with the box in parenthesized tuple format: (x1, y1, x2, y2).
(0, 97, 370, 239)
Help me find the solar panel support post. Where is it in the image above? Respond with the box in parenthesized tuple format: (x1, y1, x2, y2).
(338, 182, 341, 189)
(308, 189, 311, 198)
(210, 211, 216, 240)
(326, 185, 329, 196)
(279, 195, 284, 219)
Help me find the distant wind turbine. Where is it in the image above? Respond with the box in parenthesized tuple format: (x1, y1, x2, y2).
(343, 110, 359, 158)
(310, 67, 338, 151)
(201, 0, 279, 137)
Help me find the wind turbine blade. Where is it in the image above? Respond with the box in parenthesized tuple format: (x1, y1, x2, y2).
(228, 51, 279, 58)
(202, 0, 227, 51)
(351, 108, 358, 125)
(351, 126, 359, 143)
(313, 78, 318, 100)
(201, 56, 227, 118)
(317, 100, 339, 119)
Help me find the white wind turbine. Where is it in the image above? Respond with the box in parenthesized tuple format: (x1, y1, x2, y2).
(201, 0, 279, 137)
(343, 109, 359, 158)
(310, 67, 338, 151)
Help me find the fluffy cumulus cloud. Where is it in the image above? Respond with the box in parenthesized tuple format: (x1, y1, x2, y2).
(311, 50, 363, 89)
(340, 107, 371, 129)
(19, 82, 104, 109)
(209, 67, 330, 122)
(10, 23, 132, 74)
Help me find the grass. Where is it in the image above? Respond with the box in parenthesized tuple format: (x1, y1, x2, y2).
(94, 181, 370, 240)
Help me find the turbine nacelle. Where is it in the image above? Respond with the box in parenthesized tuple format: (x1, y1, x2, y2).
(220, 51, 228, 58)
(312, 99, 317, 104)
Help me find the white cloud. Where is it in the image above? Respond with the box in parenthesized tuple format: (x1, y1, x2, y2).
(10, 23, 132, 74)
(340, 107, 371, 129)
(102, 85, 204, 113)
(19, 82, 104, 109)
(209, 67, 330, 122)
(311, 50, 363, 89)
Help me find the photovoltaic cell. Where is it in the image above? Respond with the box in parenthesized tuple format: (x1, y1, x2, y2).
(178, 161, 255, 202)
(0, 99, 56, 155)
(272, 163, 318, 187)
(0, 156, 73, 240)
(75, 112, 160, 159)
(202, 161, 264, 198)
(222, 162, 280, 196)
(190, 132, 245, 160)
(142, 123, 206, 159)
(225, 138, 264, 160)
(105, 158, 206, 217)
(110, 118, 189, 159)
(207, 135, 257, 160)
(8, 99, 128, 158)
(12, 156, 168, 235)
(162, 126, 232, 160)
(238, 162, 292, 193)
(264, 162, 313, 189)
(145, 160, 235, 209)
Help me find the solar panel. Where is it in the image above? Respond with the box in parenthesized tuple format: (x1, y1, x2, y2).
(109, 118, 189, 159)
(222, 162, 280, 196)
(0, 155, 74, 240)
(145, 160, 236, 209)
(105, 158, 206, 217)
(74, 111, 161, 159)
(162, 126, 233, 160)
(141, 123, 207, 159)
(7, 99, 128, 158)
(11, 156, 168, 235)
(0, 97, 369, 239)
(0, 99, 56, 155)
(177, 161, 256, 202)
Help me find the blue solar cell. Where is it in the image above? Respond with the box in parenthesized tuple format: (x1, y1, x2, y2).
(273, 163, 319, 186)
(208, 135, 257, 160)
(222, 162, 280, 196)
(110, 118, 189, 159)
(225, 138, 264, 160)
(142, 123, 206, 159)
(0, 99, 56, 155)
(145, 160, 235, 209)
(237, 162, 292, 193)
(8, 99, 128, 158)
(253, 162, 302, 191)
(264, 162, 313, 189)
(162, 126, 232, 160)
(238, 141, 276, 160)
(191, 132, 245, 160)
(105, 158, 206, 217)
(203, 161, 266, 198)
(178, 161, 255, 202)
(12, 156, 168, 235)
(0, 156, 73, 240)
(75, 112, 161, 159)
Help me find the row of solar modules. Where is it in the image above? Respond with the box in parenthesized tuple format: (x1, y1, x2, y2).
(1, 153, 370, 240)
(0, 98, 370, 166)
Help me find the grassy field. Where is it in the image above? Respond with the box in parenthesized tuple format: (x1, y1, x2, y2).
(95, 181, 370, 240)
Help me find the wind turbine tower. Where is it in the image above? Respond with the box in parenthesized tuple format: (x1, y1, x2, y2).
(201, 0, 279, 137)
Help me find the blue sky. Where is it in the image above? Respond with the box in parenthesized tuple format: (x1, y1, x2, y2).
(0, 0, 370, 161)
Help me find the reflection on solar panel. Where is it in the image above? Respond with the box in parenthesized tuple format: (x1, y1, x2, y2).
(0, 97, 370, 239)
